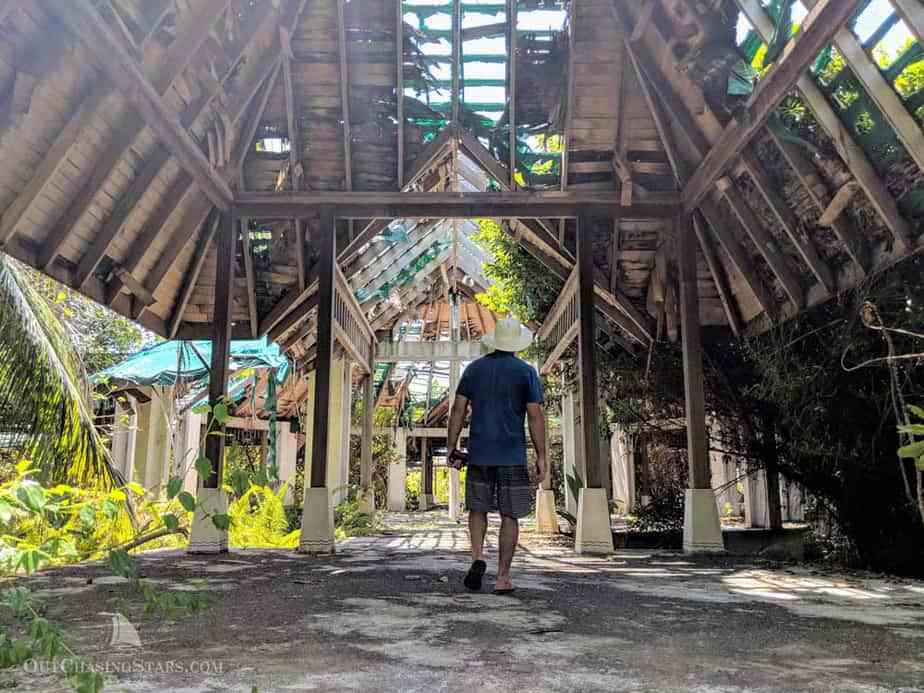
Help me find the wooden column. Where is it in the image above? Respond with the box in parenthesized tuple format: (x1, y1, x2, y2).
(311, 208, 336, 488)
(361, 370, 374, 496)
(421, 437, 433, 496)
(678, 214, 709, 489)
(577, 213, 602, 490)
(203, 210, 235, 488)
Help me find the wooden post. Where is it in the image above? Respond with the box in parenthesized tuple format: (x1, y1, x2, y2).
(577, 213, 602, 490)
(203, 210, 235, 488)
(678, 213, 724, 552)
(421, 437, 432, 509)
(359, 368, 375, 512)
(678, 213, 709, 490)
(311, 208, 336, 489)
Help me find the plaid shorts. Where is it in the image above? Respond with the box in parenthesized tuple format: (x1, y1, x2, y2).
(465, 464, 535, 519)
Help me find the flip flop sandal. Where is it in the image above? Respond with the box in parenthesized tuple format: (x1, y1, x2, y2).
(463, 560, 487, 591)
(493, 579, 515, 595)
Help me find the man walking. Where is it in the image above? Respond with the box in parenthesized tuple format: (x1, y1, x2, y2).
(447, 317, 547, 594)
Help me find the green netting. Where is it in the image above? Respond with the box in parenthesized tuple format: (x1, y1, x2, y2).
(92, 338, 289, 389)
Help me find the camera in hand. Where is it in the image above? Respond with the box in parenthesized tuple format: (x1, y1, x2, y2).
(448, 449, 469, 469)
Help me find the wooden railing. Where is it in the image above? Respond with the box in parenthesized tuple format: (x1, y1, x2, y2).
(536, 265, 580, 375)
(334, 263, 377, 372)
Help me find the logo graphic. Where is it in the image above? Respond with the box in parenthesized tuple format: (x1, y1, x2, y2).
(99, 612, 142, 650)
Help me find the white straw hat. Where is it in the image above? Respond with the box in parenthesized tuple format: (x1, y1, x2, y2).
(481, 317, 534, 353)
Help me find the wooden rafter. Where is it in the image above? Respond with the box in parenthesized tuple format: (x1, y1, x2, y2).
(104, 171, 191, 305)
(766, 127, 868, 273)
(624, 36, 774, 320)
(396, 1, 405, 187)
(34, 0, 233, 272)
(801, 0, 924, 177)
(734, 0, 913, 254)
(50, 0, 234, 209)
(235, 60, 282, 180)
(889, 0, 924, 57)
(336, 0, 353, 192)
(693, 214, 742, 336)
(167, 213, 220, 338)
(451, 0, 461, 124)
(740, 152, 836, 295)
(507, 0, 517, 187)
(718, 179, 805, 310)
(235, 191, 680, 219)
(683, 0, 866, 214)
(110, 50, 282, 305)
(240, 218, 259, 338)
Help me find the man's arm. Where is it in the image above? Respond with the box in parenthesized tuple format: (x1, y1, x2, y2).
(527, 402, 548, 485)
(447, 394, 469, 462)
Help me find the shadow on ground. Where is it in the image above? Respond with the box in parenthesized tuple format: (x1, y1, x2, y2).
(4, 511, 924, 692)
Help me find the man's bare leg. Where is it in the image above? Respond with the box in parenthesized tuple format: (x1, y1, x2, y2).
(469, 511, 488, 561)
(497, 515, 519, 583)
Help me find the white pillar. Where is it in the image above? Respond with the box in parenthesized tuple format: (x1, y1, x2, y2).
(387, 429, 408, 511)
(301, 359, 347, 509)
(133, 387, 173, 494)
(561, 388, 579, 516)
(177, 410, 202, 495)
(275, 420, 297, 504)
(340, 362, 354, 498)
(744, 468, 771, 528)
(109, 394, 137, 484)
(610, 424, 635, 515)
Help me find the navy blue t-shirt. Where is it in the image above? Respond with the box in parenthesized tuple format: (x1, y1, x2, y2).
(456, 351, 544, 467)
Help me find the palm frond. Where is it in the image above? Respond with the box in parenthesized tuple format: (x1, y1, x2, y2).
(0, 254, 116, 487)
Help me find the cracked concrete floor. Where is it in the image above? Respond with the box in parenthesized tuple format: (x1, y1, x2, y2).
(3, 511, 924, 692)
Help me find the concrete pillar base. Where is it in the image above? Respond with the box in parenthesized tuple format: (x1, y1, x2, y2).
(448, 468, 461, 522)
(575, 488, 614, 555)
(419, 493, 433, 511)
(187, 487, 228, 554)
(358, 488, 375, 514)
(535, 489, 558, 534)
(683, 488, 725, 553)
(299, 487, 335, 554)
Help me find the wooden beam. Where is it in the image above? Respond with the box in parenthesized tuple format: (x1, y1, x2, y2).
(630, 0, 655, 43)
(700, 200, 775, 316)
(626, 37, 774, 319)
(693, 214, 742, 336)
(451, 0, 461, 124)
(0, 86, 113, 249)
(577, 213, 602, 489)
(508, 0, 517, 187)
(891, 0, 924, 49)
(167, 212, 219, 338)
(74, 149, 170, 288)
(740, 152, 836, 295)
(802, 0, 924, 177)
(396, 0, 405, 187)
(718, 180, 805, 310)
(50, 0, 233, 209)
(203, 210, 236, 488)
(678, 214, 710, 490)
(683, 0, 865, 213)
(240, 218, 259, 338)
(310, 208, 336, 488)
(104, 171, 192, 306)
(766, 127, 868, 273)
(235, 60, 282, 179)
(234, 191, 681, 219)
(336, 0, 353, 191)
(560, 0, 576, 196)
(734, 0, 912, 254)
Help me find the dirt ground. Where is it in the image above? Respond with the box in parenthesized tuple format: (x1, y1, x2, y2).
(2, 511, 923, 692)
